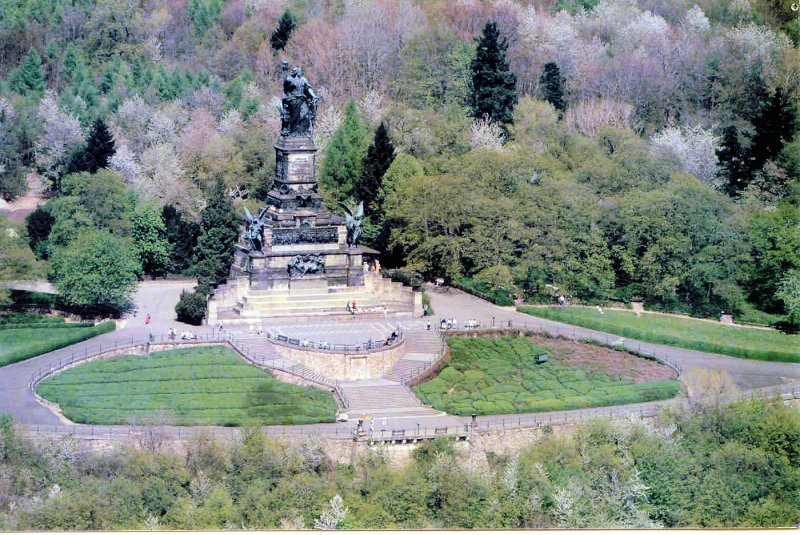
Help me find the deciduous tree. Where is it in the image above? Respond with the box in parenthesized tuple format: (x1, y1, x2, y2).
(49, 228, 141, 311)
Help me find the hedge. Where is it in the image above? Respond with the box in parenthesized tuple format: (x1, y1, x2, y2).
(454, 277, 515, 306)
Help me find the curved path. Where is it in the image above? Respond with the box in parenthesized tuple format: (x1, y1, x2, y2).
(1, 282, 798, 441)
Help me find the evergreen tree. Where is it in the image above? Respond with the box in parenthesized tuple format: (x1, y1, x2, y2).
(193, 178, 239, 289)
(162, 205, 200, 273)
(71, 119, 115, 173)
(9, 48, 45, 99)
(270, 10, 297, 52)
(469, 21, 517, 125)
(352, 122, 395, 218)
(747, 88, 797, 173)
(717, 126, 749, 196)
(320, 100, 369, 201)
(540, 62, 566, 117)
(25, 206, 54, 260)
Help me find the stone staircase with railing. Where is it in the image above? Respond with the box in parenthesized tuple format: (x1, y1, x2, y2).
(213, 273, 419, 322)
(383, 329, 443, 383)
(229, 334, 333, 387)
(229, 327, 448, 419)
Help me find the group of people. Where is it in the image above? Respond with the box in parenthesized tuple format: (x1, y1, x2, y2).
(247, 324, 264, 335)
(167, 328, 198, 340)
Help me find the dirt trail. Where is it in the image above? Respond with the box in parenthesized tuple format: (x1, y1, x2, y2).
(0, 173, 46, 222)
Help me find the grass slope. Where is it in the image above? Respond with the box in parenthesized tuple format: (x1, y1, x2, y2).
(36, 346, 337, 426)
(519, 306, 800, 363)
(0, 320, 115, 367)
(414, 336, 679, 415)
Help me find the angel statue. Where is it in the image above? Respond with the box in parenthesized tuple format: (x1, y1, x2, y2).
(243, 205, 269, 253)
(337, 201, 364, 247)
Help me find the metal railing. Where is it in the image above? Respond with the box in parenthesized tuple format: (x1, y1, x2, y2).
(28, 333, 229, 390)
(433, 318, 684, 376)
(17, 383, 800, 444)
(264, 330, 403, 353)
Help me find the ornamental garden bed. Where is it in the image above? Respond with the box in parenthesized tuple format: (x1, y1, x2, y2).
(36, 346, 337, 426)
(413, 335, 679, 416)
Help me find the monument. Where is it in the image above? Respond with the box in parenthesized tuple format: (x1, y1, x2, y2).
(207, 63, 421, 322)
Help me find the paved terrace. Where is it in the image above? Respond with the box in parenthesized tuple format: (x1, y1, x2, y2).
(1, 282, 798, 442)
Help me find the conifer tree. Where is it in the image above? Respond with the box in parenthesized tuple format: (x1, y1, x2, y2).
(320, 100, 369, 201)
(469, 21, 517, 126)
(271, 10, 297, 52)
(71, 119, 115, 173)
(162, 205, 200, 273)
(540, 62, 566, 117)
(747, 88, 797, 173)
(717, 125, 749, 196)
(193, 178, 239, 289)
(353, 122, 395, 218)
(10, 48, 45, 99)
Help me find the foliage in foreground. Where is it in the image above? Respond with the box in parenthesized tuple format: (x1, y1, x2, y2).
(0, 321, 115, 367)
(0, 398, 798, 529)
(519, 307, 800, 363)
(414, 336, 679, 415)
(36, 346, 336, 426)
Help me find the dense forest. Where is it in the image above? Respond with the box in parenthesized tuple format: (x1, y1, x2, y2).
(0, 0, 798, 324)
(0, 398, 798, 529)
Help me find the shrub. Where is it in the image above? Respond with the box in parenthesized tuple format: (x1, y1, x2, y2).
(175, 290, 206, 325)
(454, 277, 514, 306)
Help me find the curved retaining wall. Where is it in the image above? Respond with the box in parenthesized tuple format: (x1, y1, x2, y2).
(269, 338, 406, 380)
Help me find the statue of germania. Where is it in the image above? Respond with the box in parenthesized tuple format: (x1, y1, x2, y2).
(280, 61, 318, 138)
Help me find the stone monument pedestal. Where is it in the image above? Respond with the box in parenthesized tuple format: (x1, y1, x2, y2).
(207, 133, 419, 323)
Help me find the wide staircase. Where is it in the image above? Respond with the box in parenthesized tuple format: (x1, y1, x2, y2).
(340, 379, 444, 419)
(230, 286, 412, 319)
(229, 334, 333, 387)
(383, 329, 443, 382)
(230, 327, 448, 420)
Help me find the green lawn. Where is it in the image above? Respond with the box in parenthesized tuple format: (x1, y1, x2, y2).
(36, 346, 337, 426)
(519, 306, 800, 363)
(0, 320, 115, 367)
(414, 336, 679, 415)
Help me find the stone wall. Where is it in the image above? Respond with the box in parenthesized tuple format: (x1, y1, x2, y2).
(271, 340, 406, 380)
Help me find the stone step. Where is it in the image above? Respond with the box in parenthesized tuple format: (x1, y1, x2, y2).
(229, 308, 414, 321)
(242, 291, 376, 304)
(342, 384, 422, 411)
(383, 359, 432, 382)
(347, 407, 446, 419)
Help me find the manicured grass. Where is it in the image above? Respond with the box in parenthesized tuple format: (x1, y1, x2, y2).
(36, 346, 337, 426)
(414, 336, 679, 415)
(0, 321, 115, 367)
(519, 306, 800, 363)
